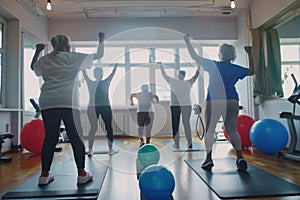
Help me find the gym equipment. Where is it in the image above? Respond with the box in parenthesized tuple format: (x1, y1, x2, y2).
(138, 144, 160, 167)
(193, 104, 205, 140)
(163, 140, 205, 152)
(30, 98, 68, 143)
(139, 165, 175, 200)
(250, 119, 288, 154)
(0, 132, 14, 163)
(20, 119, 45, 154)
(1, 159, 108, 200)
(279, 74, 300, 161)
(224, 115, 255, 147)
(185, 158, 300, 199)
(85, 140, 122, 154)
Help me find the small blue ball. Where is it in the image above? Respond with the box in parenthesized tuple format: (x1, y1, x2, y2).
(139, 165, 175, 200)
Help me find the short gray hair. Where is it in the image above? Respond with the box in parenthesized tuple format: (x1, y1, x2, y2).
(50, 35, 70, 55)
(218, 43, 236, 62)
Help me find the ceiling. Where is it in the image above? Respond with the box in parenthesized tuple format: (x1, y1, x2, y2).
(17, 0, 255, 19)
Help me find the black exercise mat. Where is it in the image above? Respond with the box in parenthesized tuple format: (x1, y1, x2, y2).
(185, 158, 300, 199)
(2, 159, 108, 199)
(163, 140, 205, 152)
(85, 140, 123, 154)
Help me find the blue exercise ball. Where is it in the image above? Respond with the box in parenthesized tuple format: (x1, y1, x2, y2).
(250, 119, 288, 154)
(138, 144, 160, 167)
(139, 165, 175, 200)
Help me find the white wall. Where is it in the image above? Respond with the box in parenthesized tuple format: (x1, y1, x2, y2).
(0, 0, 48, 41)
(250, 0, 298, 28)
(48, 17, 237, 41)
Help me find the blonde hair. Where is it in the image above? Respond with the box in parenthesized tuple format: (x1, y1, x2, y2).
(218, 43, 236, 63)
(50, 35, 70, 55)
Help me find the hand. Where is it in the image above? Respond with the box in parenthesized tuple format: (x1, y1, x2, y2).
(183, 34, 190, 42)
(244, 46, 252, 55)
(98, 32, 105, 43)
(36, 43, 46, 52)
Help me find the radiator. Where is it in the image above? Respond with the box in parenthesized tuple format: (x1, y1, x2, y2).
(81, 108, 129, 136)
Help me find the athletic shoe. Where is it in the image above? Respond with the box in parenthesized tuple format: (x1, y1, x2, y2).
(201, 160, 214, 171)
(139, 140, 145, 148)
(236, 158, 248, 171)
(187, 144, 193, 149)
(108, 148, 114, 156)
(77, 171, 93, 185)
(172, 143, 180, 148)
(87, 149, 93, 157)
(38, 173, 54, 186)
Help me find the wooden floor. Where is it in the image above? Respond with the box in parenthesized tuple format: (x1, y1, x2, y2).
(1, 136, 300, 200)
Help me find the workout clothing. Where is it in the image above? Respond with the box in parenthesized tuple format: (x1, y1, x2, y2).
(135, 91, 156, 112)
(168, 77, 198, 106)
(202, 60, 249, 153)
(41, 108, 85, 171)
(32, 52, 93, 110)
(134, 91, 156, 138)
(202, 60, 248, 100)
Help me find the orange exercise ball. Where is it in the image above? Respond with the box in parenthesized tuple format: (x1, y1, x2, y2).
(20, 118, 45, 154)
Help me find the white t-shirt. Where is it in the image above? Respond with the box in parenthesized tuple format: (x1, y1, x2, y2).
(32, 52, 93, 110)
(135, 91, 155, 112)
(168, 78, 194, 106)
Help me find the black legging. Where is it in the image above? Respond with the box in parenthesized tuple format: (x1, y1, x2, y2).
(41, 108, 85, 171)
(95, 106, 114, 144)
(170, 105, 192, 145)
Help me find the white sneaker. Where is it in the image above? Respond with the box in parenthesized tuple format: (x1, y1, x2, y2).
(108, 148, 114, 156)
(77, 171, 93, 185)
(38, 173, 54, 186)
(88, 149, 93, 157)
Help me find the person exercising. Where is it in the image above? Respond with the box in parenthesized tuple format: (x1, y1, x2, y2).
(184, 34, 254, 171)
(82, 63, 118, 156)
(130, 84, 159, 147)
(159, 62, 200, 149)
(31, 32, 105, 185)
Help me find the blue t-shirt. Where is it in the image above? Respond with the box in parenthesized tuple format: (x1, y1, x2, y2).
(203, 60, 249, 101)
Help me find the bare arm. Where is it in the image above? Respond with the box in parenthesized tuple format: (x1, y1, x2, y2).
(93, 32, 105, 60)
(107, 63, 118, 81)
(158, 62, 170, 83)
(244, 46, 254, 76)
(183, 34, 211, 66)
(130, 93, 136, 105)
(188, 66, 200, 84)
(30, 43, 45, 70)
(82, 69, 92, 82)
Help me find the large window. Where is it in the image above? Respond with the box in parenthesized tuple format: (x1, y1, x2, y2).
(23, 39, 42, 111)
(23, 41, 220, 108)
(0, 19, 5, 105)
(280, 43, 300, 98)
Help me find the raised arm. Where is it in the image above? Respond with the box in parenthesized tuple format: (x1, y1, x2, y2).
(30, 43, 45, 70)
(82, 69, 92, 82)
(158, 62, 170, 83)
(183, 34, 210, 66)
(188, 65, 200, 85)
(244, 46, 254, 76)
(130, 93, 137, 105)
(107, 63, 118, 81)
(93, 32, 105, 60)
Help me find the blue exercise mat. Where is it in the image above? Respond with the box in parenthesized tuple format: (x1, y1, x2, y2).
(85, 140, 123, 154)
(163, 140, 205, 152)
(185, 158, 300, 199)
(2, 159, 108, 200)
